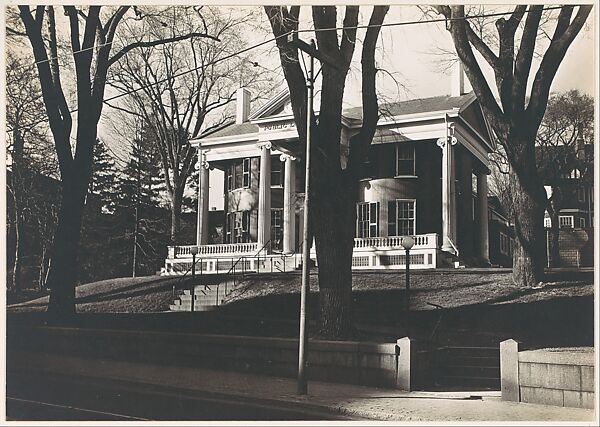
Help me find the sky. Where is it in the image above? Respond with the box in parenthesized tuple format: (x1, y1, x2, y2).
(195, 5, 596, 210)
(5, 4, 597, 210)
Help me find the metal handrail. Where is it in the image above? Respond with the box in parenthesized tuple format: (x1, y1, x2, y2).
(219, 239, 272, 299)
(426, 301, 446, 344)
(171, 254, 204, 298)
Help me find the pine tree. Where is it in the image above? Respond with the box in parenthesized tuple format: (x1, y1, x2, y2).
(114, 126, 167, 277)
(89, 138, 118, 213)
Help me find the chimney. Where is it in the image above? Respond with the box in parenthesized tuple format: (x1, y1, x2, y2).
(236, 88, 251, 124)
(451, 60, 466, 97)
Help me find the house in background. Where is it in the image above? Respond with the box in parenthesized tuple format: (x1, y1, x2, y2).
(541, 138, 594, 268)
(487, 195, 514, 268)
(162, 66, 497, 275)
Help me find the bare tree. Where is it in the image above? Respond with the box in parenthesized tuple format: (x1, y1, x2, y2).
(108, 6, 274, 243)
(15, 5, 218, 320)
(5, 50, 56, 293)
(265, 5, 389, 338)
(434, 5, 592, 286)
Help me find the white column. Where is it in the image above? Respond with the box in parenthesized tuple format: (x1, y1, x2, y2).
(196, 153, 210, 245)
(280, 154, 297, 254)
(257, 142, 272, 249)
(478, 172, 490, 262)
(437, 132, 457, 253)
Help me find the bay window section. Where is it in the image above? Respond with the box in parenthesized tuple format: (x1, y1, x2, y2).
(356, 202, 379, 238)
(271, 208, 283, 250)
(226, 158, 251, 191)
(226, 210, 251, 243)
(388, 199, 416, 236)
(271, 159, 284, 187)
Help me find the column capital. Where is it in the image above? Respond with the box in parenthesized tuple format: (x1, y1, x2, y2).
(195, 155, 210, 170)
(279, 153, 297, 162)
(436, 136, 457, 149)
(257, 141, 272, 150)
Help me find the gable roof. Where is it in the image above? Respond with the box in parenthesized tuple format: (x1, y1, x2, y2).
(197, 91, 481, 142)
(200, 122, 259, 139)
(344, 93, 476, 121)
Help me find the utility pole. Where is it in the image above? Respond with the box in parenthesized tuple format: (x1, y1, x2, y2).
(132, 122, 141, 278)
(287, 32, 341, 396)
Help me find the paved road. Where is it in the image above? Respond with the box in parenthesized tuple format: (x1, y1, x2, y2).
(6, 371, 357, 421)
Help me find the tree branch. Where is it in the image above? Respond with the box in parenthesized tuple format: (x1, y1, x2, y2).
(527, 5, 592, 130)
(108, 31, 220, 67)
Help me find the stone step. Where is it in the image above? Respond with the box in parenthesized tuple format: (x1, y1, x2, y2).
(439, 365, 500, 378)
(435, 355, 500, 367)
(435, 346, 499, 357)
(433, 374, 500, 390)
(172, 302, 219, 312)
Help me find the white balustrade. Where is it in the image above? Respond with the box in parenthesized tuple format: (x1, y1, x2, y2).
(353, 233, 437, 250)
(169, 243, 258, 259)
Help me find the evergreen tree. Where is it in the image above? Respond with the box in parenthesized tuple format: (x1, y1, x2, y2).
(114, 125, 167, 277)
(89, 138, 118, 213)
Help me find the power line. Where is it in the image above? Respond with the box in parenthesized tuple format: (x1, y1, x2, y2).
(5, 5, 570, 135)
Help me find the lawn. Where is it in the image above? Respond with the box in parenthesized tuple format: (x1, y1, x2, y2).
(8, 268, 594, 349)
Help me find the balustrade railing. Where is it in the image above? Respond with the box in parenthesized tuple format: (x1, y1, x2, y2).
(353, 233, 437, 250)
(172, 242, 258, 258)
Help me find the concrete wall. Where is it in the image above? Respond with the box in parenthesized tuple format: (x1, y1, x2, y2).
(8, 326, 418, 390)
(501, 340, 595, 409)
(550, 228, 595, 268)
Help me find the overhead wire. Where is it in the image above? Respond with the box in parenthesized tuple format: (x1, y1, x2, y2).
(5, 5, 568, 135)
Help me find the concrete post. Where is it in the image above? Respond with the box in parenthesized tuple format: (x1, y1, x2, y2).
(196, 153, 210, 246)
(500, 339, 520, 402)
(281, 154, 296, 254)
(257, 142, 272, 248)
(396, 337, 412, 391)
(477, 172, 490, 263)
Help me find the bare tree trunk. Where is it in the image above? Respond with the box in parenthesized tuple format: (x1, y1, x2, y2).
(12, 211, 23, 294)
(170, 191, 182, 243)
(39, 244, 48, 291)
(510, 167, 547, 286)
(46, 182, 87, 319)
(46, 127, 95, 320)
(313, 189, 356, 338)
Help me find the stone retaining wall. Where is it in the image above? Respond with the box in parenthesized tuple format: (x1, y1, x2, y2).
(501, 339, 595, 409)
(8, 326, 420, 390)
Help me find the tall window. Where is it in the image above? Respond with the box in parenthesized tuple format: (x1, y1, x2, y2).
(271, 159, 284, 187)
(499, 232, 511, 256)
(356, 202, 379, 238)
(226, 211, 250, 243)
(271, 208, 283, 250)
(388, 200, 415, 236)
(227, 158, 251, 191)
(577, 186, 586, 203)
(579, 218, 586, 228)
(396, 144, 415, 176)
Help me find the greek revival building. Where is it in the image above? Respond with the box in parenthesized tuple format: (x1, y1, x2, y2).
(163, 79, 496, 275)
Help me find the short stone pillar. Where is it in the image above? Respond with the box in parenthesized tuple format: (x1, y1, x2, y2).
(396, 337, 412, 391)
(500, 339, 520, 402)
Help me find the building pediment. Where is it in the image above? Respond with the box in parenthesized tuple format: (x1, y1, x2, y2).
(249, 89, 293, 122)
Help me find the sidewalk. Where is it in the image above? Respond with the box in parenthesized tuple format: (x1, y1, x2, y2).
(8, 351, 596, 422)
